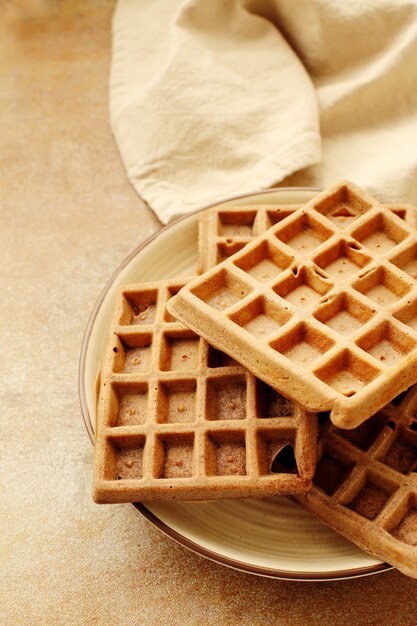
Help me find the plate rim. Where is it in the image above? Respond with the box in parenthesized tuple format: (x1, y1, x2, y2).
(78, 186, 392, 581)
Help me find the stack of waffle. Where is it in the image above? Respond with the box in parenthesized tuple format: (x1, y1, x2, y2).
(93, 181, 417, 579)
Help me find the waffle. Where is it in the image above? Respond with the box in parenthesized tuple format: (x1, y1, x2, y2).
(295, 386, 417, 579)
(93, 278, 317, 503)
(198, 201, 417, 273)
(168, 181, 417, 429)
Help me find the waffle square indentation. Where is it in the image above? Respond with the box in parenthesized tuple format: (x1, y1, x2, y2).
(273, 266, 333, 308)
(106, 435, 146, 480)
(353, 266, 411, 307)
(382, 430, 417, 474)
(229, 296, 291, 338)
(234, 240, 293, 282)
(255, 381, 295, 418)
(113, 334, 152, 373)
(120, 289, 158, 326)
(216, 241, 248, 264)
(154, 433, 194, 479)
(266, 208, 298, 228)
(314, 239, 371, 279)
(112, 382, 148, 426)
(274, 212, 334, 254)
(347, 476, 397, 520)
(314, 292, 375, 335)
(351, 212, 409, 254)
(356, 321, 416, 366)
(206, 375, 247, 420)
(191, 269, 252, 311)
(312, 182, 373, 226)
(217, 210, 256, 236)
(156, 380, 197, 423)
(205, 431, 246, 476)
(256, 429, 298, 475)
(314, 349, 381, 396)
(270, 322, 334, 366)
(313, 447, 354, 495)
(160, 332, 200, 371)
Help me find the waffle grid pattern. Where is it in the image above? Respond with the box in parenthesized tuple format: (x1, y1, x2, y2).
(198, 201, 417, 274)
(295, 387, 417, 578)
(198, 203, 303, 273)
(93, 279, 317, 503)
(170, 182, 417, 428)
(197, 188, 417, 578)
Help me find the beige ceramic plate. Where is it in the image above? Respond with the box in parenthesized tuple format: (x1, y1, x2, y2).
(79, 188, 391, 580)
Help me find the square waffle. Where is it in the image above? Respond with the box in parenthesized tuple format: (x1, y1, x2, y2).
(93, 278, 317, 503)
(295, 386, 417, 579)
(168, 181, 417, 429)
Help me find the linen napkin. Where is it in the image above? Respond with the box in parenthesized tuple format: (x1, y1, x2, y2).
(110, 0, 417, 224)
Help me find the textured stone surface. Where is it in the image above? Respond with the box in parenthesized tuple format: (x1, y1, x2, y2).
(1, 2, 417, 624)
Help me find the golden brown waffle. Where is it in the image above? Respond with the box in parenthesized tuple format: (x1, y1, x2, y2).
(168, 181, 417, 429)
(295, 386, 417, 579)
(93, 278, 317, 503)
(198, 200, 417, 274)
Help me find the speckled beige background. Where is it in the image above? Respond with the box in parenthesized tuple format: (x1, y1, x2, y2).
(2, 2, 417, 625)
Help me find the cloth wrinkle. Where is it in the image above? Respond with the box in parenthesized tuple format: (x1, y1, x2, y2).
(110, 0, 417, 223)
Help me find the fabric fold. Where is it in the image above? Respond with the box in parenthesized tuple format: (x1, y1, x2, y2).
(110, 0, 417, 223)
(110, 0, 321, 223)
